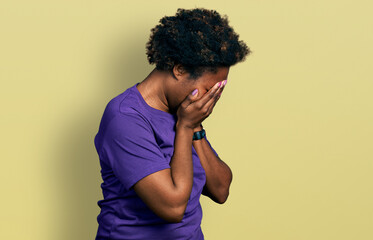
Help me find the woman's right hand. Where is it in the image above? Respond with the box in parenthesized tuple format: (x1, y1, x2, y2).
(176, 80, 225, 130)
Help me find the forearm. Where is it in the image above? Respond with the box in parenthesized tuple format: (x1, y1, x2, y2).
(169, 121, 194, 206)
(192, 128, 233, 203)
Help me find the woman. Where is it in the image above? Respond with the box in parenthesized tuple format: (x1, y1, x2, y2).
(94, 8, 251, 240)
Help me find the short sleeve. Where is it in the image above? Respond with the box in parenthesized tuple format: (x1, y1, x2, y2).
(102, 113, 171, 192)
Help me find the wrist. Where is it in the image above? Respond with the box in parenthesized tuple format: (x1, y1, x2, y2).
(192, 128, 205, 141)
(193, 123, 203, 132)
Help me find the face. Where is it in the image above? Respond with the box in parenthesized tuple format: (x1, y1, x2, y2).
(167, 66, 230, 113)
(190, 67, 230, 97)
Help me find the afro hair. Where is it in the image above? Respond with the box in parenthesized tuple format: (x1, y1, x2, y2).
(146, 8, 252, 80)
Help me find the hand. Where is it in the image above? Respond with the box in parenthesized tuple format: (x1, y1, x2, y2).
(192, 80, 226, 132)
(176, 80, 225, 130)
(193, 81, 227, 132)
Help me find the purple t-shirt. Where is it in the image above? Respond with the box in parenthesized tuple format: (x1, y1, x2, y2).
(94, 82, 219, 240)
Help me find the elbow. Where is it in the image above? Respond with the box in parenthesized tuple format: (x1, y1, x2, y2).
(216, 175, 233, 204)
(162, 204, 187, 223)
(216, 189, 230, 204)
(157, 187, 191, 223)
(167, 214, 184, 223)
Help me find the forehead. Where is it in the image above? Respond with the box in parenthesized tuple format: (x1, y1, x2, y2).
(199, 67, 229, 87)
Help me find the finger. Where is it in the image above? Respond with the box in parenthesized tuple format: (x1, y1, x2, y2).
(203, 87, 222, 115)
(216, 83, 225, 97)
(218, 79, 227, 96)
(180, 88, 200, 109)
(196, 81, 223, 108)
(200, 80, 225, 114)
(206, 80, 226, 113)
(207, 87, 219, 115)
(206, 94, 219, 114)
(208, 79, 225, 104)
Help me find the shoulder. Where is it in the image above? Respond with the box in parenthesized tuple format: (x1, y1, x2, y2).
(108, 112, 151, 135)
(102, 89, 149, 123)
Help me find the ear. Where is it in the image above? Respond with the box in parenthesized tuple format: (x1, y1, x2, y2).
(173, 64, 186, 78)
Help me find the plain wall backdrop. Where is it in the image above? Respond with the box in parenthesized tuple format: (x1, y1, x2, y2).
(1, 0, 372, 239)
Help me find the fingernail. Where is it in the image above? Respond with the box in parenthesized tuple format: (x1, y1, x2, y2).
(219, 80, 225, 88)
(217, 82, 221, 88)
(222, 80, 227, 86)
(192, 89, 198, 95)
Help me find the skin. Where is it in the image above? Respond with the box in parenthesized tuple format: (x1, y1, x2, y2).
(133, 64, 233, 223)
(136, 64, 229, 119)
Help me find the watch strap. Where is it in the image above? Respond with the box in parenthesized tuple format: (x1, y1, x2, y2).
(193, 129, 206, 141)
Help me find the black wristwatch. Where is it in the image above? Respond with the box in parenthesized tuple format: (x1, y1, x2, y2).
(193, 128, 206, 141)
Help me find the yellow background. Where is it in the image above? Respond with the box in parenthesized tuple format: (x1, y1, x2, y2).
(1, 0, 372, 239)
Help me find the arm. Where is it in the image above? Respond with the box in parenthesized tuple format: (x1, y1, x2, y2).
(192, 125, 233, 204)
(133, 121, 194, 223)
(131, 81, 223, 222)
(107, 83, 223, 223)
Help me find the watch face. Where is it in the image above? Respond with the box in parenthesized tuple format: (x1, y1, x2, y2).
(193, 129, 205, 140)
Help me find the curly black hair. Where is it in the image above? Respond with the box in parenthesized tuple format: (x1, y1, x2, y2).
(146, 8, 252, 80)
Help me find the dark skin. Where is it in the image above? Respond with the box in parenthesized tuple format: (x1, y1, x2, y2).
(133, 64, 233, 223)
(136, 65, 228, 118)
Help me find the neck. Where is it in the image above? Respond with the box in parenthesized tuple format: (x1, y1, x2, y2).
(138, 68, 172, 114)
